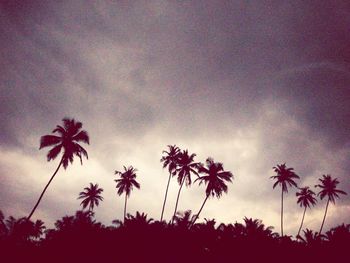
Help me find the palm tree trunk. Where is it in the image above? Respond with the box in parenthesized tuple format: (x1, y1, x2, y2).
(124, 194, 128, 222)
(171, 177, 185, 224)
(319, 198, 330, 235)
(27, 158, 63, 220)
(297, 206, 307, 237)
(160, 172, 172, 221)
(281, 189, 284, 236)
(190, 194, 209, 228)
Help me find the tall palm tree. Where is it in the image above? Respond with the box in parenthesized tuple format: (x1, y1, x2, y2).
(28, 118, 89, 220)
(270, 163, 300, 236)
(315, 174, 346, 234)
(296, 186, 317, 237)
(160, 145, 180, 221)
(171, 150, 199, 223)
(115, 166, 140, 222)
(190, 158, 233, 227)
(78, 183, 104, 212)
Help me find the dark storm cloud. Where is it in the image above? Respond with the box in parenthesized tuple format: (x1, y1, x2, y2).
(1, 0, 349, 147)
(0, 1, 158, 148)
(273, 64, 350, 148)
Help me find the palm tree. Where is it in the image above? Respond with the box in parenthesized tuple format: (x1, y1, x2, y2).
(296, 186, 317, 237)
(315, 174, 347, 234)
(325, 224, 350, 244)
(54, 215, 75, 231)
(78, 183, 104, 212)
(160, 145, 180, 221)
(27, 118, 89, 220)
(242, 217, 276, 240)
(0, 211, 6, 238)
(270, 163, 300, 236)
(171, 150, 199, 223)
(297, 228, 323, 247)
(125, 211, 154, 228)
(115, 166, 140, 222)
(31, 220, 46, 240)
(190, 158, 233, 227)
(173, 210, 195, 229)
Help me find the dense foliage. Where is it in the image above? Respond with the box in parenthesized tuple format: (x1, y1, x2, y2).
(0, 210, 348, 263)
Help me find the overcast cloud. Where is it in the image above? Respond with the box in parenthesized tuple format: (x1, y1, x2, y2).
(0, 1, 349, 235)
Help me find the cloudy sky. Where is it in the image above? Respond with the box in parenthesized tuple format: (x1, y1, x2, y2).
(0, 1, 349, 235)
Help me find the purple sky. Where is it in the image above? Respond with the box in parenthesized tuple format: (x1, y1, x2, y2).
(0, 1, 349, 235)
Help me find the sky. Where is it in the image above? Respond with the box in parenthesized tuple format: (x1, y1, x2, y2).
(0, 0, 349, 235)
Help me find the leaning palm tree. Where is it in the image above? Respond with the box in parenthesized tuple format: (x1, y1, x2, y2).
(28, 118, 89, 220)
(315, 174, 346, 234)
(190, 158, 233, 227)
(115, 166, 140, 222)
(171, 150, 199, 223)
(296, 186, 317, 237)
(270, 163, 300, 236)
(78, 183, 104, 212)
(160, 145, 180, 221)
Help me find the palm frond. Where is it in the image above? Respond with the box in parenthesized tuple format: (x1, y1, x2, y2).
(47, 145, 62, 161)
(40, 135, 61, 149)
(73, 130, 90, 144)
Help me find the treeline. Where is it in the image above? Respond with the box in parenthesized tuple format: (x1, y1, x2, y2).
(0, 210, 349, 263)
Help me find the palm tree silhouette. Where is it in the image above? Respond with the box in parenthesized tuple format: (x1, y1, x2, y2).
(115, 166, 140, 222)
(242, 217, 276, 240)
(55, 215, 75, 231)
(160, 145, 180, 221)
(190, 158, 233, 227)
(31, 219, 46, 240)
(325, 224, 350, 244)
(125, 211, 154, 228)
(0, 210, 6, 237)
(171, 150, 199, 223)
(315, 174, 347, 234)
(173, 210, 196, 229)
(270, 163, 299, 236)
(78, 183, 104, 212)
(296, 186, 317, 237)
(297, 228, 322, 247)
(27, 118, 89, 220)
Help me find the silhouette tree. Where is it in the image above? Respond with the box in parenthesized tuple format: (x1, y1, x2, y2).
(297, 228, 323, 247)
(54, 215, 75, 232)
(125, 211, 154, 228)
(78, 183, 104, 212)
(4, 216, 43, 242)
(173, 210, 196, 229)
(325, 224, 350, 245)
(160, 145, 180, 221)
(271, 163, 300, 236)
(242, 217, 276, 240)
(295, 186, 317, 237)
(27, 118, 89, 220)
(172, 150, 199, 223)
(0, 210, 6, 238)
(190, 158, 233, 227)
(31, 219, 46, 240)
(315, 174, 347, 234)
(115, 166, 140, 222)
